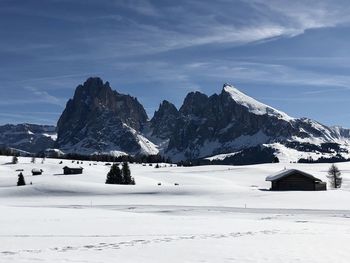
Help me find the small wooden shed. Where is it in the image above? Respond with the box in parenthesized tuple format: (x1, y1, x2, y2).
(266, 169, 326, 191)
(32, 168, 43, 176)
(63, 166, 83, 175)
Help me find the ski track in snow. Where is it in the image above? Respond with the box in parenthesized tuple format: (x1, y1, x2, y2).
(0, 230, 279, 256)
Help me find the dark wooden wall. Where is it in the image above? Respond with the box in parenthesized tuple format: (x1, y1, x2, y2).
(63, 168, 83, 175)
(272, 173, 315, 191)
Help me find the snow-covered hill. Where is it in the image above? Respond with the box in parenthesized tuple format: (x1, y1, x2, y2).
(1, 156, 350, 262)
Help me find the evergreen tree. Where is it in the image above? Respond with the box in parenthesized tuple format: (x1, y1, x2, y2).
(272, 156, 279, 163)
(17, 172, 26, 186)
(105, 164, 123, 184)
(327, 164, 342, 188)
(114, 164, 123, 184)
(122, 162, 134, 184)
(105, 168, 115, 184)
(105, 163, 135, 185)
(12, 156, 18, 164)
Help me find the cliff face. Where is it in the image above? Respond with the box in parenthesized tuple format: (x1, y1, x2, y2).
(150, 84, 350, 162)
(150, 100, 180, 140)
(56, 77, 153, 155)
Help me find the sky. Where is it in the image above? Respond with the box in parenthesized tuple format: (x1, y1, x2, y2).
(1, 0, 350, 127)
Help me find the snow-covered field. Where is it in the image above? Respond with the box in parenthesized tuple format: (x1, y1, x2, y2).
(1, 156, 350, 262)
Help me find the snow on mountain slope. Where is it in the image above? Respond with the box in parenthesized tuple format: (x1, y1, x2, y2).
(42, 133, 58, 141)
(205, 151, 242, 161)
(290, 118, 350, 146)
(0, 123, 56, 153)
(266, 143, 332, 163)
(223, 83, 294, 121)
(124, 124, 160, 155)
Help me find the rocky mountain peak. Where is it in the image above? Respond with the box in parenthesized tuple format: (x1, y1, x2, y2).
(56, 77, 151, 155)
(74, 77, 113, 102)
(155, 100, 178, 116)
(179, 91, 209, 115)
(151, 100, 180, 139)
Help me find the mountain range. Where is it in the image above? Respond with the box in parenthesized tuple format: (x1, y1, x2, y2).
(2, 77, 350, 164)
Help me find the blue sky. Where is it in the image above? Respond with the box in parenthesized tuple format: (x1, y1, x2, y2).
(1, 0, 350, 127)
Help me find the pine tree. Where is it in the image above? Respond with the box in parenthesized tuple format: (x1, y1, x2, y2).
(272, 156, 279, 163)
(105, 168, 115, 184)
(122, 162, 135, 185)
(105, 164, 123, 184)
(17, 172, 26, 186)
(327, 164, 342, 188)
(105, 163, 135, 185)
(12, 156, 18, 164)
(115, 165, 124, 184)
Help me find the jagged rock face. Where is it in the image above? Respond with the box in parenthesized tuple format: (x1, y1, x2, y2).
(56, 77, 149, 155)
(162, 84, 350, 161)
(151, 100, 180, 139)
(164, 86, 294, 159)
(0, 124, 56, 153)
(4, 79, 350, 163)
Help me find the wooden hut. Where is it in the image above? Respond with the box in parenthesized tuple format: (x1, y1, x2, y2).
(63, 166, 83, 175)
(266, 169, 326, 191)
(31, 168, 43, 176)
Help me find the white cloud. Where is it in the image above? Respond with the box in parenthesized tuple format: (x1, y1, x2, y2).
(113, 0, 159, 17)
(22, 86, 65, 107)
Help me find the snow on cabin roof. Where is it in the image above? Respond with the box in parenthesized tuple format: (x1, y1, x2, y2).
(63, 166, 83, 169)
(265, 169, 321, 182)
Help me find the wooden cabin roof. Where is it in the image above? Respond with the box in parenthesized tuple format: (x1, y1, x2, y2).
(266, 169, 321, 182)
(63, 166, 83, 170)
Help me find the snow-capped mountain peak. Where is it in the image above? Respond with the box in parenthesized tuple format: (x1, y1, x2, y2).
(222, 83, 293, 121)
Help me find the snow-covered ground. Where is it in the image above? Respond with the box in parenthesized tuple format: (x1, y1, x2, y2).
(1, 156, 350, 262)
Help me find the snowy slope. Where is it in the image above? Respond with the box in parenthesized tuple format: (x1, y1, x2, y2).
(223, 84, 294, 121)
(1, 156, 350, 208)
(1, 156, 350, 262)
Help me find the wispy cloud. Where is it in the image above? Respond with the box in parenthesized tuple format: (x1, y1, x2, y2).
(15, 73, 101, 84)
(113, 0, 160, 17)
(108, 59, 350, 91)
(22, 86, 65, 107)
(32, 0, 350, 62)
(255, 0, 350, 29)
(180, 60, 350, 90)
